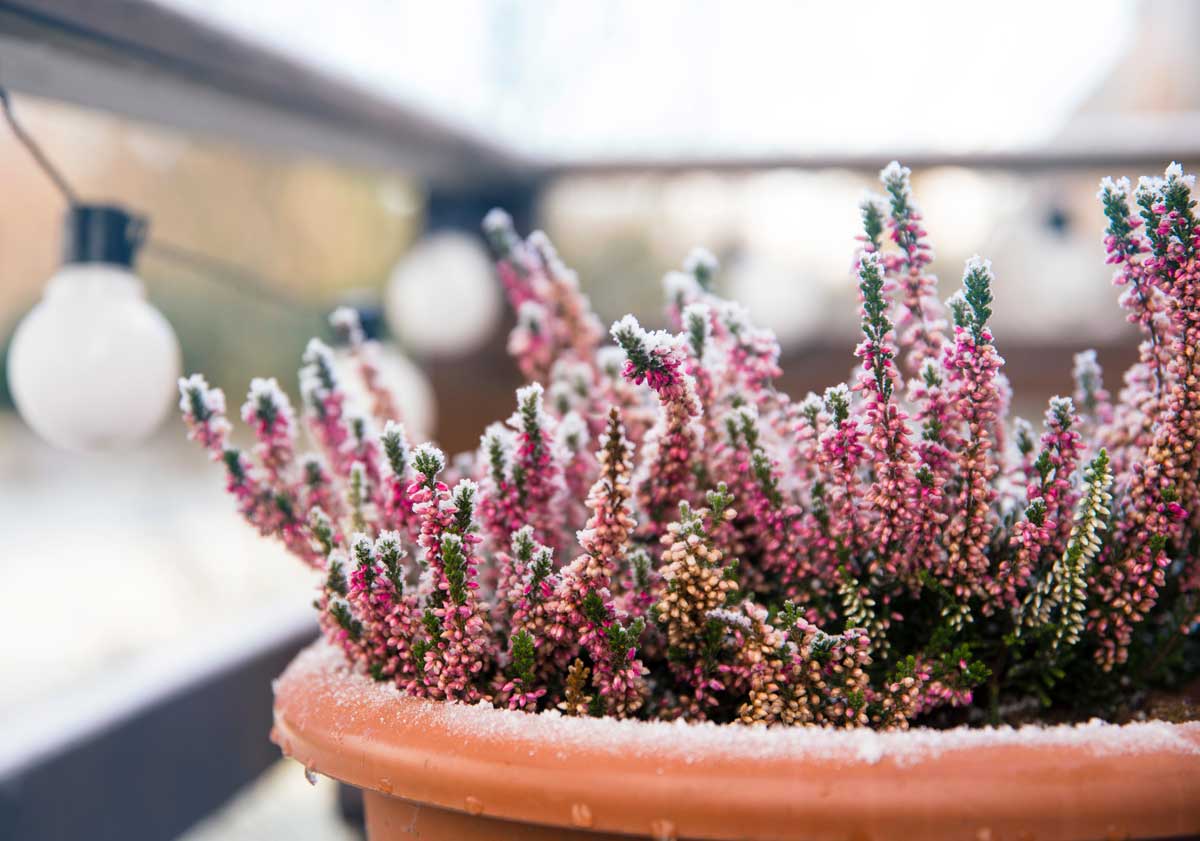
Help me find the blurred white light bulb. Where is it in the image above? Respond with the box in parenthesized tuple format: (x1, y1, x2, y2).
(725, 254, 824, 348)
(333, 343, 437, 443)
(384, 231, 500, 357)
(7, 206, 181, 451)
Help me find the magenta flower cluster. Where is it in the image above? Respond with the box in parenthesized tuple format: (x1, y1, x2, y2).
(182, 163, 1200, 728)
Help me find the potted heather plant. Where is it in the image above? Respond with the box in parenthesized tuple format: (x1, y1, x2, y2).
(182, 163, 1200, 841)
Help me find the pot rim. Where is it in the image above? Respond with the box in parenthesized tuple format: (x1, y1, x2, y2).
(273, 640, 1200, 841)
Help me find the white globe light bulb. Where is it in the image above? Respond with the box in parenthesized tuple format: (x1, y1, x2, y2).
(333, 343, 437, 443)
(8, 262, 181, 451)
(384, 231, 501, 357)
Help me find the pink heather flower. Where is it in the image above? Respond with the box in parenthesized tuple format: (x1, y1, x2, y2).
(379, 420, 419, 538)
(812, 385, 869, 580)
(939, 258, 1005, 611)
(526, 231, 605, 367)
(681, 302, 723, 446)
(183, 165, 1199, 730)
(554, 408, 647, 716)
(408, 445, 453, 591)
(1073, 349, 1113, 432)
(906, 360, 956, 573)
(347, 414, 390, 524)
(409, 453, 493, 701)
(663, 247, 715, 332)
(241, 377, 298, 485)
(663, 269, 703, 332)
(577, 410, 634, 568)
(547, 358, 608, 439)
(476, 385, 566, 552)
(179, 374, 231, 456)
(497, 629, 548, 711)
(344, 532, 421, 685)
(485, 212, 605, 384)
(556, 410, 596, 524)
(779, 394, 836, 613)
(501, 527, 563, 657)
(482, 208, 539, 308)
(1097, 177, 1171, 465)
(1002, 501, 1052, 613)
(997, 397, 1084, 608)
(329, 306, 405, 424)
(1089, 165, 1200, 668)
(713, 301, 784, 399)
(507, 384, 567, 550)
(879, 161, 946, 376)
(180, 374, 319, 566)
(299, 339, 355, 480)
(477, 421, 521, 547)
(725, 404, 803, 599)
(611, 315, 701, 535)
(299, 454, 343, 525)
(911, 666, 975, 718)
(856, 192, 888, 256)
(507, 300, 555, 382)
(1032, 398, 1085, 551)
(854, 253, 921, 580)
(595, 344, 654, 446)
(683, 247, 719, 290)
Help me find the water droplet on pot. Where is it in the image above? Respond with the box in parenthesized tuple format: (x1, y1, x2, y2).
(304, 766, 317, 786)
(571, 803, 593, 827)
(651, 818, 677, 841)
(465, 796, 484, 816)
(379, 777, 393, 795)
(976, 829, 992, 841)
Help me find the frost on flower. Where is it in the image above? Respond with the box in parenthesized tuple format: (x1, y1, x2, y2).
(682, 247, 719, 290)
(181, 162, 1200, 730)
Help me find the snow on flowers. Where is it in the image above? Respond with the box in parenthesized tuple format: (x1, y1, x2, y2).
(181, 163, 1200, 729)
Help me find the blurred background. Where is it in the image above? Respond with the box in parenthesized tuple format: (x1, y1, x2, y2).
(2, 0, 1199, 838)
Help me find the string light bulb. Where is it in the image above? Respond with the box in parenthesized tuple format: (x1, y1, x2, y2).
(7, 205, 181, 450)
(384, 231, 500, 356)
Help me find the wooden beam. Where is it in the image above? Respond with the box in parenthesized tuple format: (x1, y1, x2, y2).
(0, 0, 534, 185)
(2, 1, 1195, 185)
(546, 145, 1200, 177)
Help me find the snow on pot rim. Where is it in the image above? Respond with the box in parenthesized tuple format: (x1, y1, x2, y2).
(272, 640, 1200, 841)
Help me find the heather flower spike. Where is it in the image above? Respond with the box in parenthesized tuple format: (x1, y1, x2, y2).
(1022, 449, 1114, 650)
(329, 306, 405, 425)
(879, 161, 945, 375)
(183, 162, 1198, 728)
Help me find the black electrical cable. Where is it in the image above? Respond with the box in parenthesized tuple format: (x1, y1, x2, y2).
(142, 238, 317, 314)
(0, 82, 318, 316)
(0, 85, 80, 206)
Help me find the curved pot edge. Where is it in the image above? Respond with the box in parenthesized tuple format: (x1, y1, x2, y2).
(272, 640, 1200, 841)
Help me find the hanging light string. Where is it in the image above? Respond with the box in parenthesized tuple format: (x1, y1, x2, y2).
(0, 83, 317, 316)
(141, 238, 317, 314)
(0, 86, 80, 206)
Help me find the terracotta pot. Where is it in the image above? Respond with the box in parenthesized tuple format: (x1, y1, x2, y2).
(272, 643, 1200, 841)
